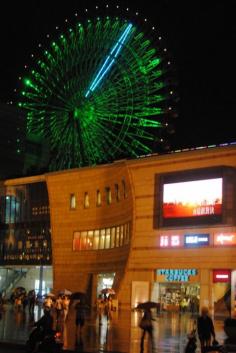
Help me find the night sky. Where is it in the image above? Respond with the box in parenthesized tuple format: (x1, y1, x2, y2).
(0, 0, 235, 150)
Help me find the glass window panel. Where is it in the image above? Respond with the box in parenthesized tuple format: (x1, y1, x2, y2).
(73, 232, 81, 251)
(80, 231, 87, 250)
(84, 192, 89, 209)
(105, 228, 111, 249)
(100, 229, 105, 249)
(87, 230, 94, 250)
(18, 241, 23, 250)
(120, 225, 124, 246)
(26, 240, 31, 249)
(70, 194, 76, 209)
(105, 187, 112, 205)
(111, 227, 116, 248)
(93, 230, 100, 250)
(116, 226, 120, 247)
(96, 190, 101, 207)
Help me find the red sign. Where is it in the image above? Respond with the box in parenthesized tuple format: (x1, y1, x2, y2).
(214, 233, 236, 246)
(213, 270, 231, 283)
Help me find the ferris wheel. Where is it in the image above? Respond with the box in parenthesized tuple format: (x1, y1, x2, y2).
(19, 6, 176, 171)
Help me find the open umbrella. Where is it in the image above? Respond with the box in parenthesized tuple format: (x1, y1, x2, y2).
(45, 292, 55, 298)
(58, 289, 72, 296)
(101, 288, 115, 295)
(70, 292, 86, 302)
(136, 301, 160, 311)
(14, 287, 26, 295)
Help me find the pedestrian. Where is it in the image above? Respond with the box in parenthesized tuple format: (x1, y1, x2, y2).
(28, 290, 36, 315)
(62, 295, 70, 322)
(139, 308, 153, 353)
(75, 300, 86, 340)
(197, 306, 215, 353)
(55, 295, 63, 321)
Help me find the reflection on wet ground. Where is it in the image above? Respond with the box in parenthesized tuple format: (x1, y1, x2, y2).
(0, 304, 226, 352)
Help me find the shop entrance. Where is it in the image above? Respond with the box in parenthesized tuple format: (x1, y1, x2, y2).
(213, 282, 231, 317)
(152, 282, 200, 313)
(97, 272, 115, 298)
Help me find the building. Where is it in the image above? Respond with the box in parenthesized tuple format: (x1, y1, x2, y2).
(1, 143, 236, 315)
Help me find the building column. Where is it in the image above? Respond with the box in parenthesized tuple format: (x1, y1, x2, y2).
(200, 269, 213, 314)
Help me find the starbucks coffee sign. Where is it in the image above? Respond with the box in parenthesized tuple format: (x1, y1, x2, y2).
(157, 269, 198, 282)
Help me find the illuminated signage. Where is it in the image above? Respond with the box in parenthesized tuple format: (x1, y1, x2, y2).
(214, 233, 236, 246)
(163, 178, 222, 219)
(184, 234, 209, 247)
(160, 235, 181, 247)
(213, 270, 231, 283)
(157, 269, 198, 282)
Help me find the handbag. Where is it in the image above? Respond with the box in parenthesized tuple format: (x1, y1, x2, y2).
(139, 317, 152, 329)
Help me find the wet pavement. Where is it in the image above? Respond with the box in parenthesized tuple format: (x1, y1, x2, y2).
(0, 304, 227, 353)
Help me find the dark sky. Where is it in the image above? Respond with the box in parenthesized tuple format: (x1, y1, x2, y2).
(0, 0, 235, 150)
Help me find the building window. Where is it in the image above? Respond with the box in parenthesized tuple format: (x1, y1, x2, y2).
(122, 179, 127, 199)
(115, 184, 120, 202)
(105, 228, 111, 249)
(100, 229, 105, 249)
(73, 221, 131, 251)
(96, 190, 101, 207)
(105, 187, 112, 205)
(93, 230, 100, 250)
(84, 192, 89, 209)
(70, 194, 76, 209)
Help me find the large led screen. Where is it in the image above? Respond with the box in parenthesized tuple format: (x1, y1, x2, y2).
(163, 178, 222, 219)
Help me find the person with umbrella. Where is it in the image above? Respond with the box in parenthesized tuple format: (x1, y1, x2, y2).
(136, 301, 159, 353)
(75, 300, 88, 346)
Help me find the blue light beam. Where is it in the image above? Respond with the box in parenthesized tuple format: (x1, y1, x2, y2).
(85, 23, 132, 98)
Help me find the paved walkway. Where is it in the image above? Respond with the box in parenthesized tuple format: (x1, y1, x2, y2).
(0, 304, 227, 353)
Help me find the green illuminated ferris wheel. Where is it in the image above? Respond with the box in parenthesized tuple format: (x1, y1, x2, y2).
(19, 14, 175, 171)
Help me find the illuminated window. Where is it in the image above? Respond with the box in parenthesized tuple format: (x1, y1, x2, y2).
(87, 230, 94, 249)
(105, 187, 112, 205)
(105, 228, 111, 249)
(73, 232, 81, 251)
(93, 230, 100, 250)
(115, 184, 120, 202)
(26, 241, 31, 249)
(116, 226, 120, 247)
(80, 231, 87, 250)
(96, 190, 101, 207)
(84, 192, 89, 209)
(100, 229, 105, 249)
(73, 222, 131, 251)
(111, 227, 116, 248)
(70, 194, 76, 209)
(18, 241, 23, 250)
(35, 241, 39, 248)
(120, 225, 124, 246)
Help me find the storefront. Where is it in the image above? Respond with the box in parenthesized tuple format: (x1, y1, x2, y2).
(152, 268, 200, 312)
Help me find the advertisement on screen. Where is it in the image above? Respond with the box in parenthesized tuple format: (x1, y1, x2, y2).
(163, 178, 222, 219)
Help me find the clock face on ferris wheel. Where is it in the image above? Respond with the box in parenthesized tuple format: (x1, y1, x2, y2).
(19, 15, 174, 171)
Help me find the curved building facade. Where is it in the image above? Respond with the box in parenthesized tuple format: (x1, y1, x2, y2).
(1, 144, 236, 314)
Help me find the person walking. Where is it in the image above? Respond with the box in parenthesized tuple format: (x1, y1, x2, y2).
(139, 308, 153, 353)
(197, 306, 216, 353)
(75, 300, 86, 343)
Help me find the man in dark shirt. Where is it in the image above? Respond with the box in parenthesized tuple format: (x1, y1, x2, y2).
(197, 306, 215, 352)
